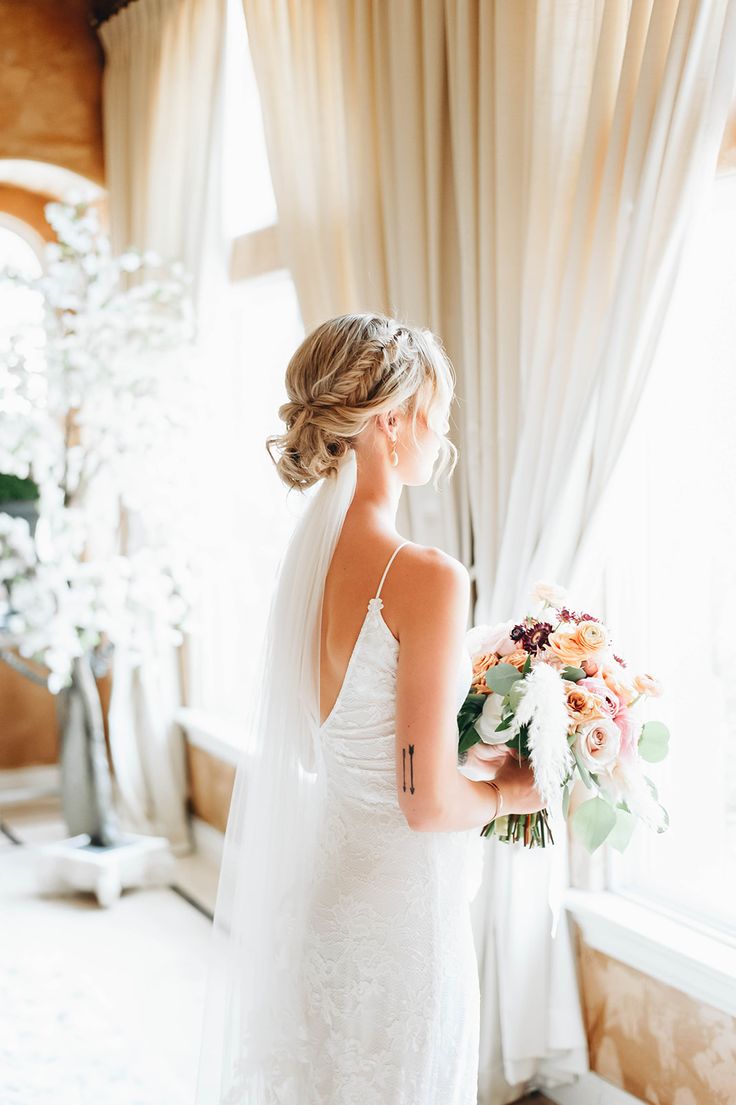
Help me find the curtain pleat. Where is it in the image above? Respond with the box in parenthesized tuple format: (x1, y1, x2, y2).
(98, 0, 229, 852)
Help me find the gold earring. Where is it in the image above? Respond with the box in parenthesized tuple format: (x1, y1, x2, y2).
(390, 443, 399, 467)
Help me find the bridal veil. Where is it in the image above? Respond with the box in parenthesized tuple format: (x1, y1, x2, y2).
(194, 446, 358, 1104)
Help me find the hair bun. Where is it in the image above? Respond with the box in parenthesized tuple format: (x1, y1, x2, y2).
(266, 312, 457, 492)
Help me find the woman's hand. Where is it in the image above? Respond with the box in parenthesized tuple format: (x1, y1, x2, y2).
(459, 741, 517, 782)
(490, 746, 547, 815)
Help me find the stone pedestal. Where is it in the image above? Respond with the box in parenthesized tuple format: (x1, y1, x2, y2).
(34, 832, 175, 908)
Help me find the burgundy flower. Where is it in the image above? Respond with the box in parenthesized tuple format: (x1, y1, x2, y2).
(558, 606, 600, 625)
(510, 620, 553, 654)
(526, 621, 553, 653)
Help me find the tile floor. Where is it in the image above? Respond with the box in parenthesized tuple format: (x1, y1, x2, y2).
(1, 796, 214, 1105)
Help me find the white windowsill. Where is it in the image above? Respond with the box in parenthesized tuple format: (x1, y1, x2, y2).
(176, 707, 252, 768)
(564, 887, 736, 1017)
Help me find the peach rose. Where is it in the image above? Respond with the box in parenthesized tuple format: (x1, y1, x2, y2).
(574, 716, 621, 775)
(563, 682, 601, 725)
(577, 676, 619, 717)
(471, 652, 499, 695)
(571, 619, 609, 658)
(601, 667, 636, 707)
(503, 649, 529, 672)
(546, 628, 586, 666)
(633, 672, 663, 698)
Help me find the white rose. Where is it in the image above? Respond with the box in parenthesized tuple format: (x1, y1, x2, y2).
(465, 620, 517, 659)
(574, 716, 621, 775)
(473, 692, 509, 744)
(531, 580, 568, 608)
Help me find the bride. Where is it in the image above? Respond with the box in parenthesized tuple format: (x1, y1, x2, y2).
(194, 312, 545, 1105)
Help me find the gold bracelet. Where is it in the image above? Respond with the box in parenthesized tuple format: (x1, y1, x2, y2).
(484, 779, 503, 821)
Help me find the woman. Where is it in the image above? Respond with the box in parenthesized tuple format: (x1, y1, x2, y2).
(194, 313, 545, 1105)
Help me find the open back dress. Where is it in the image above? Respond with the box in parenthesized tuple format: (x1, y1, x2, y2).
(300, 539, 484, 1104)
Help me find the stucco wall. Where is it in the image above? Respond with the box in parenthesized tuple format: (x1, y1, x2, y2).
(0, 0, 104, 182)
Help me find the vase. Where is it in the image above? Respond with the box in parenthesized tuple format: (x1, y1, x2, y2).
(56, 652, 122, 848)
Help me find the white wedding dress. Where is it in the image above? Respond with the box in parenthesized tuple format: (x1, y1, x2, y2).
(299, 539, 484, 1104)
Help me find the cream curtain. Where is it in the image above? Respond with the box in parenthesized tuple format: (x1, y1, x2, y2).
(99, 0, 229, 852)
(242, 0, 736, 1100)
(447, 1, 736, 1097)
(241, 0, 469, 561)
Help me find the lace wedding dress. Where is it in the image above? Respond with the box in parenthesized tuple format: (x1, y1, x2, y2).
(301, 539, 485, 1104)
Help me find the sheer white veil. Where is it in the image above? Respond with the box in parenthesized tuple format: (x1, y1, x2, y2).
(194, 446, 358, 1105)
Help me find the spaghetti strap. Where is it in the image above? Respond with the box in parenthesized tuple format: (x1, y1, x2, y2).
(374, 540, 410, 601)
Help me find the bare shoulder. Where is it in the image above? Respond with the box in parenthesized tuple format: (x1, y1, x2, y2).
(394, 543, 470, 621)
(400, 542, 469, 587)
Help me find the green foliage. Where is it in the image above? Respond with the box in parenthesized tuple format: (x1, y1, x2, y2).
(562, 665, 586, 681)
(484, 663, 522, 695)
(507, 679, 526, 710)
(0, 474, 39, 502)
(570, 795, 616, 853)
(607, 806, 637, 852)
(638, 719, 669, 763)
(562, 782, 571, 819)
(458, 725, 481, 754)
(571, 743, 595, 789)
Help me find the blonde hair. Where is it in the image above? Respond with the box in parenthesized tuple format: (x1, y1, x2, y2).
(266, 312, 458, 492)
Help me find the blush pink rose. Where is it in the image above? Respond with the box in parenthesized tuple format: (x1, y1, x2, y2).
(574, 717, 621, 774)
(612, 706, 639, 759)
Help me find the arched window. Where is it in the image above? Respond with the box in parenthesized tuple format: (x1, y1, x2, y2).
(0, 217, 44, 330)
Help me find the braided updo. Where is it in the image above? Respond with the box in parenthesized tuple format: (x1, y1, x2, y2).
(266, 312, 457, 491)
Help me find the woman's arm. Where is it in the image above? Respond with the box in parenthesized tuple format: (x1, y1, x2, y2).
(394, 548, 544, 832)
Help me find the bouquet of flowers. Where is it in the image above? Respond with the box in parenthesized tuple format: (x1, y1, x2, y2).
(457, 581, 670, 852)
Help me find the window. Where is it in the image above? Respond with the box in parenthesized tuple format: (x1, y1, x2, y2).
(184, 0, 308, 739)
(0, 220, 44, 328)
(0, 221, 45, 435)
(600, 173, 736, 942)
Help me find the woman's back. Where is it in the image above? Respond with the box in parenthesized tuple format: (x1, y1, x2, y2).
(302, 535, 484, 1104)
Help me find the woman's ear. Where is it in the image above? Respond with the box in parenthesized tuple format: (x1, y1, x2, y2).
(377, 409, 396, 435)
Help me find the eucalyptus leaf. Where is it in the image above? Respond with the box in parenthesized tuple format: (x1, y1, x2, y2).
(485, 663, 522, 695)
(508, 679, 526, 710)
(572, 745, 594, 790)
(570, 796, 617, 854)
(607, 807, 637, 852)
(561, 783, 571, 820)
(638, 720, 670, 763)
(562, 665, 586, 682)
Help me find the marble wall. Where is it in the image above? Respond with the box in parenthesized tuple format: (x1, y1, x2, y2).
(575, 931, 735, 1105)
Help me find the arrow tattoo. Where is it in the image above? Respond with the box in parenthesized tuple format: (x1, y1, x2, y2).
(402, 747, 406, 792)
(409, 744, 415, 794)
